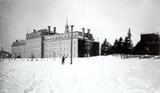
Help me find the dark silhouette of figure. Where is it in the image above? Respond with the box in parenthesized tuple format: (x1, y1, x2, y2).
(30, 53, 35, 61)
(62, 55, 66, 65)
(53, 52, 56, 60)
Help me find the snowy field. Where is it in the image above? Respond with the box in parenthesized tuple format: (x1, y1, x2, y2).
(0, 55, 160, 93)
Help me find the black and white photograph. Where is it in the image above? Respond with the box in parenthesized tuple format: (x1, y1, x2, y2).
(0, 0, 160, 93)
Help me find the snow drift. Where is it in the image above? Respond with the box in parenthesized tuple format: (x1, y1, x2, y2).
(0, 55, 160, 93)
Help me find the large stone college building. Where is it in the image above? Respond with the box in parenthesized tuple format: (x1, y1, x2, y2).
(11, 23, 100, 58)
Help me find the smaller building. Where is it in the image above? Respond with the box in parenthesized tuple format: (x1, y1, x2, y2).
(11, 40, 26, 58)
(134, 33, 160, 55)
(11, 26, 55, 58)
(0, 48, 11, 58)
(79, 39, 99, 57)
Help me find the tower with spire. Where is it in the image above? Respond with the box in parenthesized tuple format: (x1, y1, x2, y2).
(128, 27, 131, 39)
(65, 20, 69, 33)
(127, 27, 133, 49)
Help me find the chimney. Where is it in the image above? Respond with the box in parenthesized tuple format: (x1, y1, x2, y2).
(48, 26, 51, 33)
(71, 25, 74, 32)
(53, 27, 56, 34)
(82, 28, 85, 39)
(33, 29, 36, 33)
(71, 25, 74, 33)
(87, 29, 90, 34)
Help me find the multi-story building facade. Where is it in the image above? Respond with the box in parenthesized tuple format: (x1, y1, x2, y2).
(25, 28, 53, 58)
(44, 32, 79, 58)
(44, 25, 99, 58)
(11, 40, 26, 58)
(11, 26, 54, 58)
(11, 24, 100, 58)
(134, 33, 160, 55)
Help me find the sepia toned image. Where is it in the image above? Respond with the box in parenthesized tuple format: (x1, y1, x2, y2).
(0, 0, 160, 93)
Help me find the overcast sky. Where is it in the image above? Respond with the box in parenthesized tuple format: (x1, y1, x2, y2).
(0, 0, 160, 52)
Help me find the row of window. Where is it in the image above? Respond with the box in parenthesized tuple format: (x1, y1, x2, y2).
(44, 32, 82, 41)
(26, 32, 41, 39)
(44, 41, 77, 47)
(44, 47, 76, 52)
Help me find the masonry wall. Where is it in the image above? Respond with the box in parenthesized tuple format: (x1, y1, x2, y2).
(12, 45, 25, 58)
(25, 37, 42, 58)
(44, 33, 79, 58)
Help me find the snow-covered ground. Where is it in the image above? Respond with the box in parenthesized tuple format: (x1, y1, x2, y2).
(0, 55, 160, 93)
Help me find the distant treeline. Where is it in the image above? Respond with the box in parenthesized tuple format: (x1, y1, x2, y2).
(101, 30, 160, 56)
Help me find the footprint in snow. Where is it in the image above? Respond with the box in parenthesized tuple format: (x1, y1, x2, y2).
(24, 82, 37, 93)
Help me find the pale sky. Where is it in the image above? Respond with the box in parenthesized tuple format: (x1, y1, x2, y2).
(0, 0, 160, 52)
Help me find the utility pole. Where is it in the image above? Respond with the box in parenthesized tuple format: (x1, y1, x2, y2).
(70, 25, 74, 64)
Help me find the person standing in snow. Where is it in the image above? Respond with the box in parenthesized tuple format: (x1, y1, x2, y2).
(53, 52, 56, 60)
(62, 55, 65, 65)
